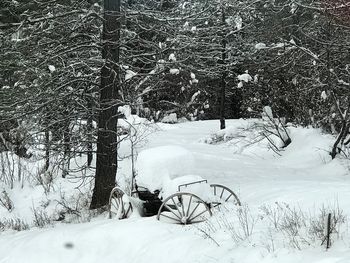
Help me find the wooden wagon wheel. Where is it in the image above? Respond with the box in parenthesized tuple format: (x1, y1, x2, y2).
(210, 184, 241, 208)
(108, 187, 133, 219)
(157, 192, 212, 224)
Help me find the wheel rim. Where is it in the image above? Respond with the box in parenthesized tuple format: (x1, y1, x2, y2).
(108, 187, 133, 219)
(210, 184, 241, 208)
(157, 192, 212, 224)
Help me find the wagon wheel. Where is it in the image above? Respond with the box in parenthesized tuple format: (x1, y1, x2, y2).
(157, 192, 212, 224)
(108, 187, 133, 219)
(210, 184, 241, 208)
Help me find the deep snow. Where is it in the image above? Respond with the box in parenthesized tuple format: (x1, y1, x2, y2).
(1, 119, 350, 263)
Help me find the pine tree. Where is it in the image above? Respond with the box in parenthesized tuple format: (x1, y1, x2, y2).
(90, 0, 121, 209)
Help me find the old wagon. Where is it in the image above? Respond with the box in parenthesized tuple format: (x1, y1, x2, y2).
(108, 146, 241, 225)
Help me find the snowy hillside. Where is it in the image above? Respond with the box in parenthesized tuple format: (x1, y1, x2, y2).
(1, 119, 350, 263)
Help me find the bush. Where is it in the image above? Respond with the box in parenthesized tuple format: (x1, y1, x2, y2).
(0, 189, 13, 212)
(196, 202, 347, 251)
(32, 207, 53, 228)
(0, 218, 29, 232)
(259, 202, 346, 250)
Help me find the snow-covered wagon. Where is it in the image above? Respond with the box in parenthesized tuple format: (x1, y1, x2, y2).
(108, 146, 241, 224)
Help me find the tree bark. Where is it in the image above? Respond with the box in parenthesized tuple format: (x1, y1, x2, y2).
(62, 116, 70, 178)
(87, 91, 93, 167)
(219, 5, 226, 130)
(44, 129, 50, 171)
(90, 0, 120, 209)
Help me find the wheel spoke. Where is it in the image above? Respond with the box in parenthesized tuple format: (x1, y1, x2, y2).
(171, 197, 183, 217)
(187, 202, 200, 220)
(188, 219, 207, 224)
(164, 204, 182, 220)
(225, 193, 233, 202)
(186, 195, 193, 217)
(180, 197, 186, 217)
(188, 208, 210, 222)
(112, 195, 120, 205)
(220, 188, 225, 199)
(111, 200, 119, 210)
(160, 213, 182, 223)
(120, 199, 125, 216)
(125, 204, 132, 215)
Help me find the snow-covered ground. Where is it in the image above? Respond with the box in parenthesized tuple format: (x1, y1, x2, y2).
(1, 119, 350, 263)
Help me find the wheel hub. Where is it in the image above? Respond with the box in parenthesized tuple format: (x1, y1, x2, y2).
(181, 216, 188, 224)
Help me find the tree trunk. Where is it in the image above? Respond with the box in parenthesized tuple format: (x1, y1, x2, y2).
(87, 91, 93, 167)
(44, 130, 50, 171)
(219, 6, 226, 130)
(90, 0, 120, 209)
(62, 117, 70, 178)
